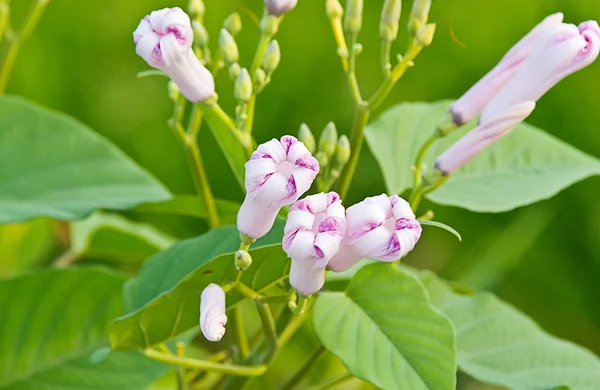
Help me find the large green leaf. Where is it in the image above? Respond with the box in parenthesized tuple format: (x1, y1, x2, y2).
(0, 96, 171, 223)
(110, 223, 289, 349)
(0, 219, 56, 278)
(0, 268, 167, 390)
(313, 263, 456, 390)
(364, 101, 600, 212)
(416, 269, 600, 390)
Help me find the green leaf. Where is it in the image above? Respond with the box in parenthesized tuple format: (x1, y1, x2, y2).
(365, 100, 600, 212)
(70, 212, 175, 266)
(134, 194, 240, 225)
(418, 220, 462, 241)
(0, 96, 171, 223)
(415, 269, 600, 390)
(313, 263, 456, 390)
(0, 268, 167, 390)
(110, 223, 289, 349)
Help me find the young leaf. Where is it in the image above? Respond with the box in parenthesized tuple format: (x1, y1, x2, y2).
(0, 96, 171, 223)
(313, 263, 457, 390)
(365, 101, 600, 213)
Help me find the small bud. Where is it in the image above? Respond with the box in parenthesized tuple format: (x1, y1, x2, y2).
(188, 0, 206, 20)
(262, 40, 281, 74)
(234, 68, 253, 102)
(416, 23, 436, 46)
(326, 0, 343, 20)
(254, 68, 267, 90)
(343, 0, 363, 35)
(192, 21, 209, 46)
(315, 151, 329, 169)
(228, 63, 241, 80)
(235, 250, 253, 271)
(334, 135, 350, 167)
(168, 81, 180, 102)
(260, 14, 280, 36)
(200, 284, 227, 342)
(380, 0, 401, 42)
(298, 124, 316, 153)
(223, 13, 242, 37)
(219, 29, 239, 65)
(409, 0, 431, 35)
(265, 0, 298, 17)
(319, 122, 338, 158)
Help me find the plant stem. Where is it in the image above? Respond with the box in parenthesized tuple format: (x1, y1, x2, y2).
(250, 32, 271, 77)
(233, 305, 250, 359)
(143, 349, 268, 377)
(0, 0, 50, 93)
(328, 15, 349, 71)
(281, 345, 326, 390)
(380, 39, 392, 78)
(412, 133, 438, 188)
(308, 373, 354, 390)
(201, 102, 253, 158)
(0, 0, 9, 46)
(337, 102, 370, 199)
(176, 343, 188, 390)
(346, 33, 362, 104)
(255, 301, 278, 365)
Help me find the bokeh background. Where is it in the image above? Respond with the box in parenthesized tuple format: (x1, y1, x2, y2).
(3, 0, 600, 388)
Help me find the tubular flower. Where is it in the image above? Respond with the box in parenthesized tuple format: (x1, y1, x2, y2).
(450, 13, 563, 125)
(133, 7, 215, 102)
(283, 192, 346, 295)
(436, 102, 535, 175)
(265, 0, 298, 16)
(481, 20, 600, 122)
(328, 195, 421, 272)
(199, 284, 227, 342)
(237, 136, 319, 239)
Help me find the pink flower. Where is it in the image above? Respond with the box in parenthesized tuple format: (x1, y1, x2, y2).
(283, 192, 346, 295)
(436, 102, 535, 175)
(328, 194, 421, 272)
(481, 20, 600, 122)
(450, 13, 563, 124)
(133, 7, 215, 102)
(199, 284, 227, 342)
(237, 136, 319, 239)
(265, 0, 298, 16)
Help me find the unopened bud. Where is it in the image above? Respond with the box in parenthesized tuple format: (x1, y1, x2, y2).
(409, 0, 431, 34)
(219, 29, 239, 65)
(416, 23, 436, 46)
(168, 81, 180, 102)
(188, 0, 206, 21)
(235, 250, 253, 271)
(298, 124, 316, 153)
(315, 151, 329, 169)
(254, 68, 267, 91)
(260, 14, 280, 36)
(326, 0, 343, 19)
(343, 0, 363, 35)
(319, 122, 338, 158)
(223, 13, 242, 37)
(192, 21, 209, 46)
(265, 0, 298, 17)
(262, 40, 281, 74)
(234, 68, 253, 102)
(335, 135, 350, 167)
(229, 63, 241, 80)
(380, 0, 401, 42)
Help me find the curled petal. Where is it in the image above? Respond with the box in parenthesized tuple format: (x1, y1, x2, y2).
(200, 284, 227, 342)
(289, 257, 328, 296)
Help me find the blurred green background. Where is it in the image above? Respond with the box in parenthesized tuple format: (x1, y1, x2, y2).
(4, 0, 600, 380)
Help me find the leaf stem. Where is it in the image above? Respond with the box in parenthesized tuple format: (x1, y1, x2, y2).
(337, 102, 370, 199)
(255, 301, 278, 365)
(233, 306, 250, 359)
(412, 133, 438, 188)
(0, 0, 50, 93)
(380, 39, 392, 78)
(201, 102, 253, 159)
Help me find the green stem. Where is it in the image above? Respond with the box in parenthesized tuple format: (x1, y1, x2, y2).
(176, 343, 187, 390)
(143, 349, 268, 376)
(281, 345, 326, 390)
(0, 0, 50, 93)
(412, 133, 438, 188)
(235, 282, 262, 300)
(0, 0, 9, 47)
(255, 301, 278, 365)
(233, 306, 250, 359)
(250, 32, 271, 77)
(244, 95, 256, 135)
(201, 102, 253, 158)
(337, 102, 371, 199)
(380, 39, 392, 77)
(346, 33, 362, 104)
(308, 373, 354, 390)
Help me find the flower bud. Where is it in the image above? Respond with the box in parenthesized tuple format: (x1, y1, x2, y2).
(260, 14, 280, 36)
(334, 135, 351, 167)
(409, 0, 431, 35)
(415, 23, 436, 46)
(219, 29, 239, 65)
(284, 192, 346, 295)
(436, 102, 535, 175)
(234, 250, 253, 271)
(188, 0, 205, 21)
(315, 151, 329, 170)
(234, 68, 253, 102)
(326, 0, 343, 20)
(328, 194, 422, 272)
(192, 21, 209, 47)
(265, 0, 298, 17)
(168, 80, 180, 102)
(254, 68, 267, 91)
(343, 0, 363, 35)
(200, 283, 227, 342)
(298, 124, 316, 153)
(380, 0, 401, 42)
(133, 7, 215, 102)
(237, 136, 319, 239)
(319, 122, 338, 158)
(228, 63, 241, 80)
(262, 40, 281, 74)
(223, 12, 242, 37)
